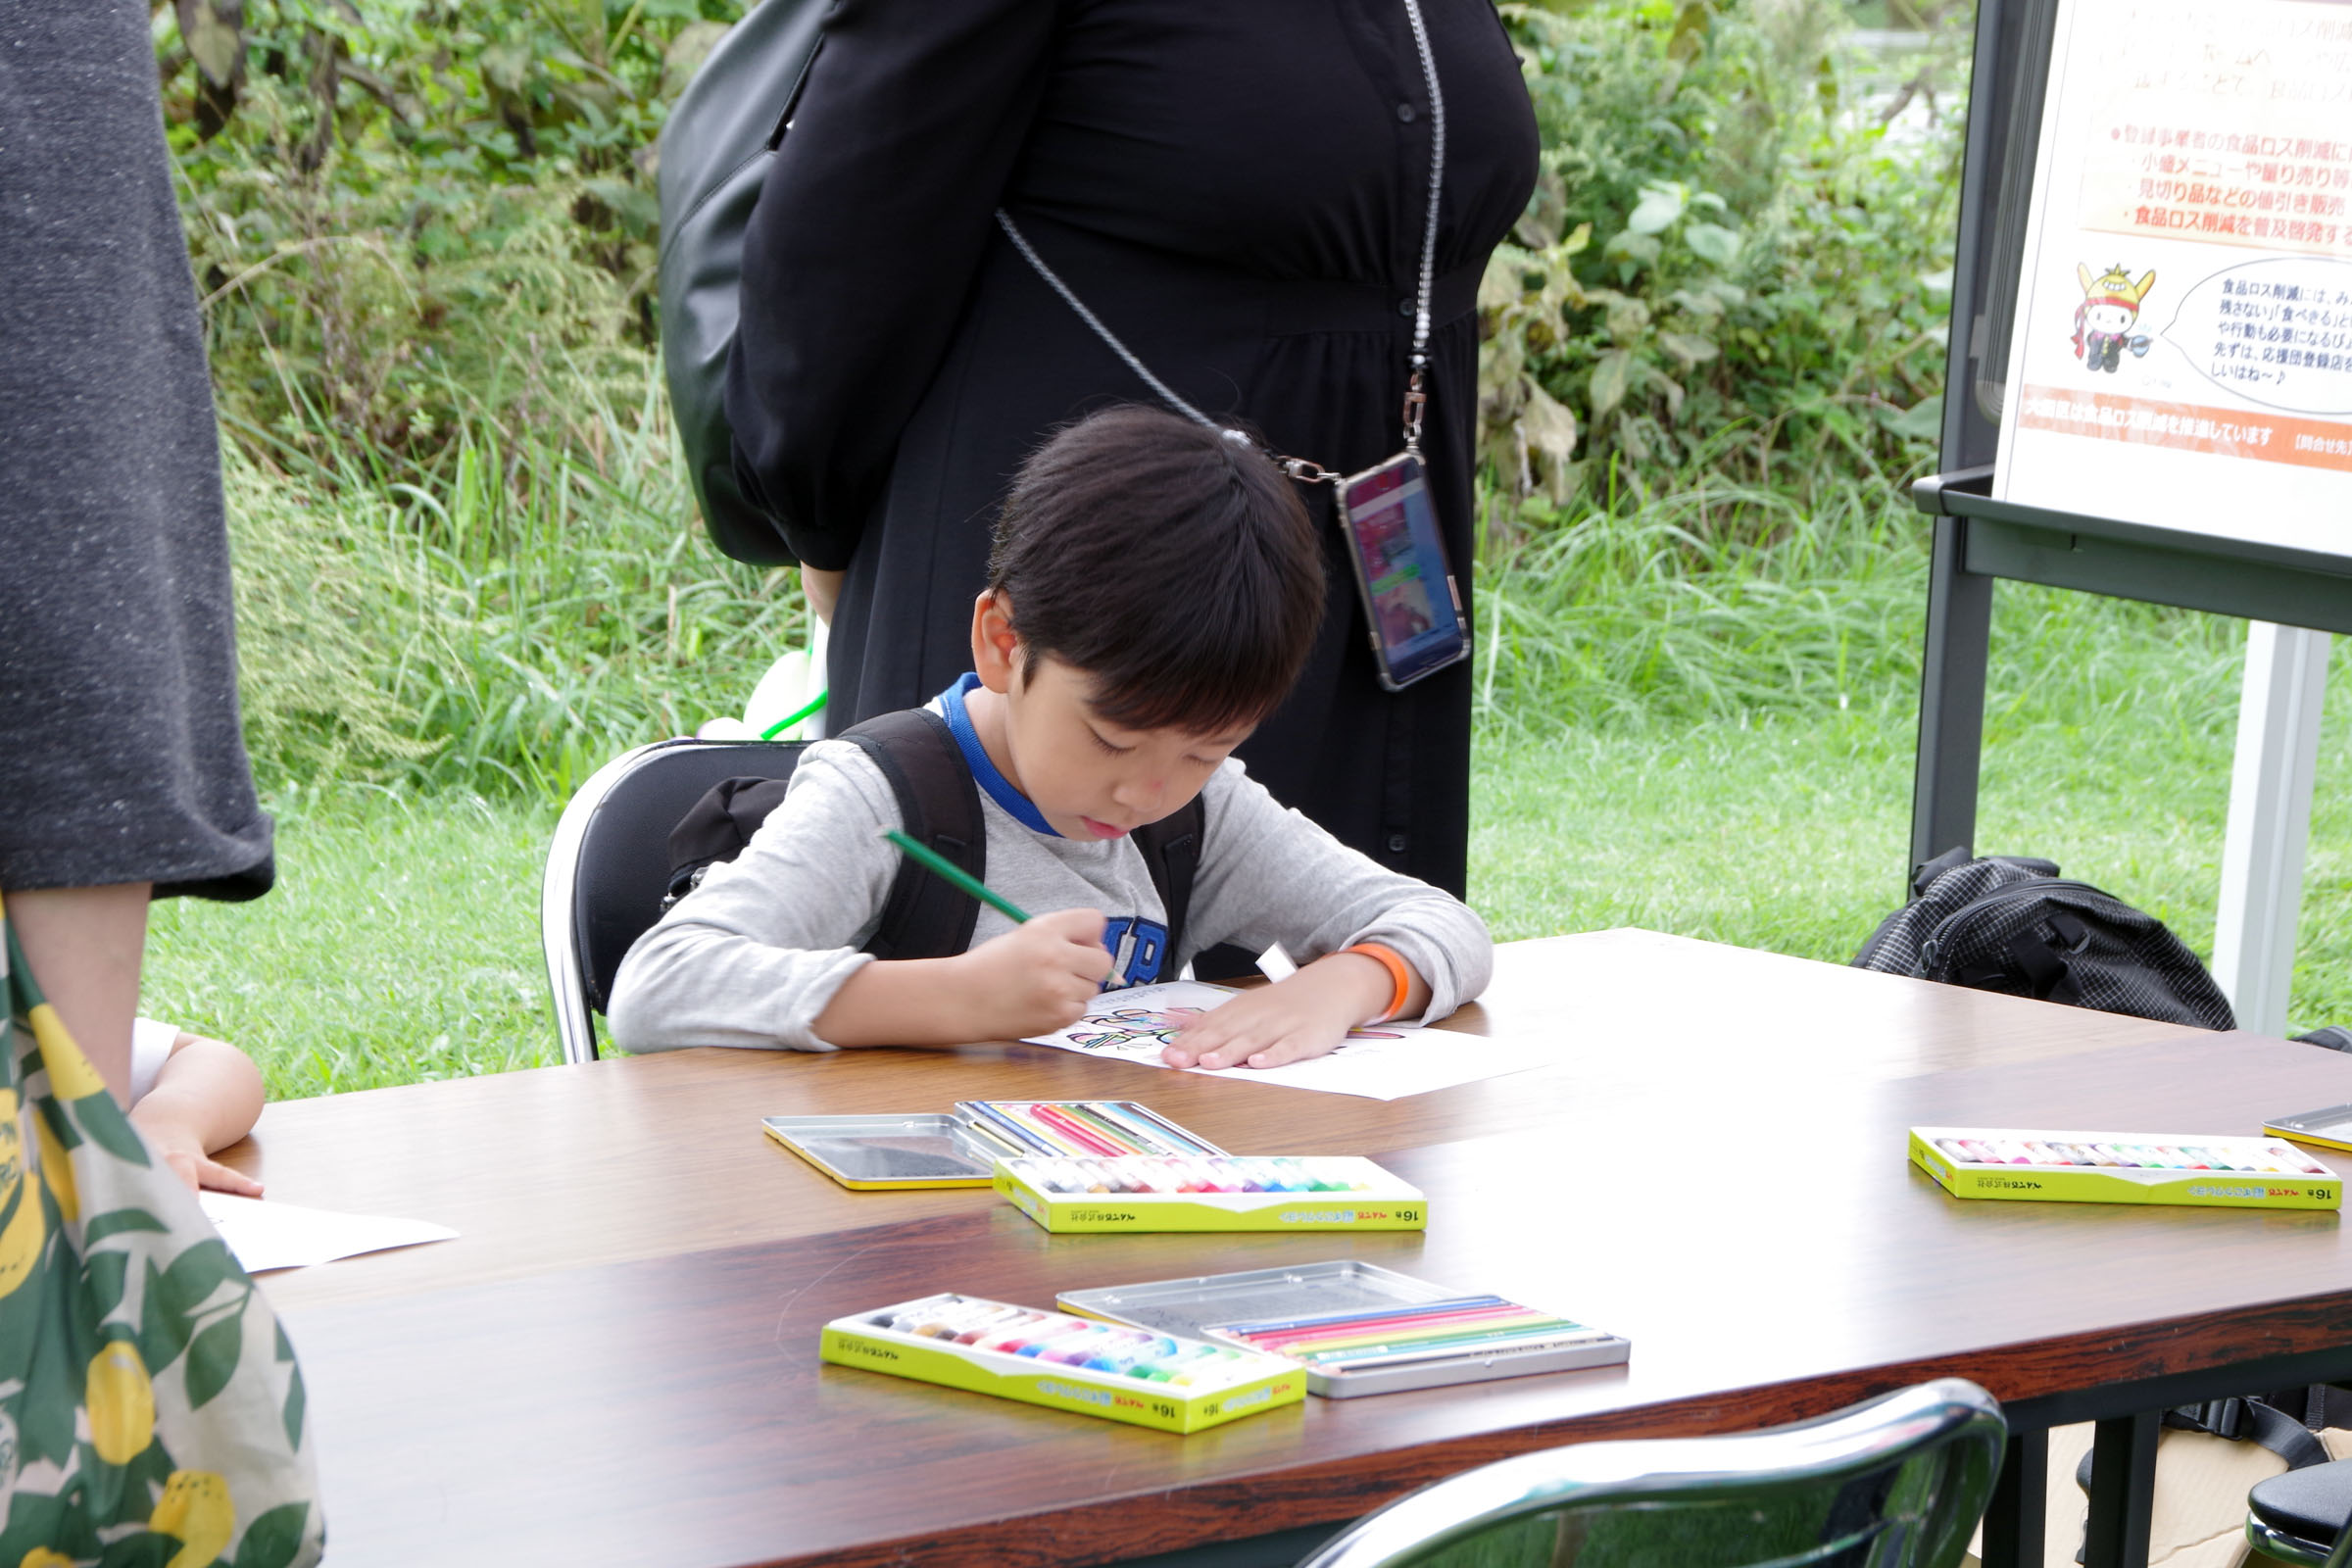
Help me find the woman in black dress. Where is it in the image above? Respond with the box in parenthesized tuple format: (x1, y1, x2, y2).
(726, 0, 1538, 900)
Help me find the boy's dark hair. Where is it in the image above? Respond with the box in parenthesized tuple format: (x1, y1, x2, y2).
(988, 405, 1324, 734)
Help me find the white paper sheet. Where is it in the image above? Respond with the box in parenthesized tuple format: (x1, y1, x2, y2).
(1020, 980, 1550, 1101)
(199, 1194, 458, 1274)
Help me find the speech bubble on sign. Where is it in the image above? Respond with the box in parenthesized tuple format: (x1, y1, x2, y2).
(2160, 257, 2352, 416)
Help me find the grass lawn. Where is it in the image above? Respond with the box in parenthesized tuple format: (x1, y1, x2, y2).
(143, 789, 562, 1098)
(144, 658, 2352, 1102)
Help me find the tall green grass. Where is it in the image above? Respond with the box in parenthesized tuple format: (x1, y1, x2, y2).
(1473, 467, 2244, 744)
(225, 361, 809, 802)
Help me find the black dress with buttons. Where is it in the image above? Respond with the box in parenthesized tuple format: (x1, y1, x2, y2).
(726, 0, 1539, 900)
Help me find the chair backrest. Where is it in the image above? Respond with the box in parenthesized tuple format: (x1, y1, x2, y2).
(1296, 1380, 2005, 1568)
(541, 738, 808, 1063)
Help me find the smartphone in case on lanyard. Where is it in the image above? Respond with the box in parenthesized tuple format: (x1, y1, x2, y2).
(1335, 453, 1469, 691)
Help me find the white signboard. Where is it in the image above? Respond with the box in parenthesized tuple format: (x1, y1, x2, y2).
(1996, 0, 2352, 558)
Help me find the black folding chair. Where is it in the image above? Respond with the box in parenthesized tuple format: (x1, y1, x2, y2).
(539, 738, 808, 1062)
(1297, 1379, 2005, 1568)
(2249, 1460, 2352, 1566)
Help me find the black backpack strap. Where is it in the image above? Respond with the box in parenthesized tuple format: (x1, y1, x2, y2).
(2166, 1398, 2330, 1470)
(665, 775, 796, 909)
(1909, 845, 1976, 900)
(1131, 795, 1206, 978)
(2075, 1397, 2330, 1509)
(839, 709, 987, 961)
(2005, 928, 2084, 1007)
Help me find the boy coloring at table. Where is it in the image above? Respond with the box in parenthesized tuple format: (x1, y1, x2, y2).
(609, 407, 1491, 1067)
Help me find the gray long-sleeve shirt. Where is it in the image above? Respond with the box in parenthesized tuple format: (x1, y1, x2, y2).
(607, 737, 1493, 1053)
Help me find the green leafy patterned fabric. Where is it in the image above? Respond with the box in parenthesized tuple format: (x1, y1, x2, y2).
(0, 901, 322, 1567)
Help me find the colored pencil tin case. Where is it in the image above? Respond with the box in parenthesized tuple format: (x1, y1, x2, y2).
(993, 1154, 1428, 1233)
(1909, 1126, 2343, 1210)
(762, 1101, 1223, 1190)
(818, 1292, 1304, 1434)
(1059, 1261, 1631, 1398)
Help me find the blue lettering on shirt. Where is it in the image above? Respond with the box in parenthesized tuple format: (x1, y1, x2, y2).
(1100, 917, 1169, 987)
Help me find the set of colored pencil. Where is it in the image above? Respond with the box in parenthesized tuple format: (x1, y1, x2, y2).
(957, 1100, 1217, 1159)
(1212, 1297, 1610, 1373)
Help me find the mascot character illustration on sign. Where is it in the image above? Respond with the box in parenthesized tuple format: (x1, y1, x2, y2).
(2073, 264, 2157, 373)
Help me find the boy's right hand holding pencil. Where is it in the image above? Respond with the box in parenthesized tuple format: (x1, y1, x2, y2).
(813, 901, 1113, 1047)
(958, 908, 1114, 1035)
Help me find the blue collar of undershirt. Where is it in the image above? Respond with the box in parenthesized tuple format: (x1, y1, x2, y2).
(935, 673, 1059, 837)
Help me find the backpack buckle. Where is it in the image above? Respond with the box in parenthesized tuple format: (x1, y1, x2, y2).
(2177, 1397, 2249, 1441)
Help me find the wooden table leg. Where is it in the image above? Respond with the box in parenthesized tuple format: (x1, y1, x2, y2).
(2082, 1412, 2161, 1568)
(1982, 1426, 2048, 1568)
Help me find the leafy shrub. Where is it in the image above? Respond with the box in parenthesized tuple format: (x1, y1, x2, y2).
(1479, 0, 1966, 532)
(168, 0, 1983, 796)
(161, 0, 740, 473)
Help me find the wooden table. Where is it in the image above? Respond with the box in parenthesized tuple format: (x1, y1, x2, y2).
(223, 930, 2352, 1568)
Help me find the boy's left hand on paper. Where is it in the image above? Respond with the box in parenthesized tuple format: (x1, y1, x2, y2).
(1161, 953, 1397, 1071)
(129, 1106, 263, 1197)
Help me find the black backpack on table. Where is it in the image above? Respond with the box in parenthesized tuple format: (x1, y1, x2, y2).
(1852, 847, 2236, 1030)
(663, 710, 1207, 965)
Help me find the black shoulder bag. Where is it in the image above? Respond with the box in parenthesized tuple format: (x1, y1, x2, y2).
(656, 0, 828, 565)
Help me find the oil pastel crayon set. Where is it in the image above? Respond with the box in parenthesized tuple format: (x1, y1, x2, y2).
(994, 1154, 1426, 1233)
(1059, 1261, 1631, 1397)
(1909, 1126, 2343, 1210)
(762, 1100, 1223, 1190)
(817, 1292, 1304, 1433)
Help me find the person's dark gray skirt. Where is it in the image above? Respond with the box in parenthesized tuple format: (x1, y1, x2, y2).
(0, 0, 271, 900)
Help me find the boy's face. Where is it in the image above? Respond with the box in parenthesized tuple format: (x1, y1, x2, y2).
(969, 594, 1253, 840)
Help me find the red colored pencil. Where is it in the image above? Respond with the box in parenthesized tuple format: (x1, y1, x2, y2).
(1025, 1102, 1124, 1157)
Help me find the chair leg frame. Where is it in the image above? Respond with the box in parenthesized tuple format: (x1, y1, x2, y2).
(2245, 1517, 2336, 1568)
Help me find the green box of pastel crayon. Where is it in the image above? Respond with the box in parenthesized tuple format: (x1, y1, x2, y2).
(992, 1154, 1428, 1233)
(818, 1292, 1304, 1434)
(1909, 1126, 2342, 1210)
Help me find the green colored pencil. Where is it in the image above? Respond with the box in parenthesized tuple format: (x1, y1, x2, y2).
(880, 828, 1032, 923)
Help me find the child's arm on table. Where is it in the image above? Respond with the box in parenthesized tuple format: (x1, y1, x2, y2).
(1161, 763, 1492, 1071)
(130, 1032, 265, 1196)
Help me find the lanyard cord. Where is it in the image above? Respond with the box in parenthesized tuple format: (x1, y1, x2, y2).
(994, 212, 1220, 434)
(1398, 0, 1446, 454)
(996, 0, 1448, 474)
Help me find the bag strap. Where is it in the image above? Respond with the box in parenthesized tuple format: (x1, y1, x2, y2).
(2005, 927, 2085, 1007)
(2073, 1396, 2330, 1521)
(2165, 1397, 2330, 1469)
(1131, 796, 1206, 978)
(765, 706, 1205, 970)
(839, 710, 987, 961)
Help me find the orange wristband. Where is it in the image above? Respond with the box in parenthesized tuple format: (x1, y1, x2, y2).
(1343, 943, 1412, 1024)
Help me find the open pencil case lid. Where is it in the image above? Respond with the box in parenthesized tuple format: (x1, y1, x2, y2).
(762, 1100, 1226, 1190)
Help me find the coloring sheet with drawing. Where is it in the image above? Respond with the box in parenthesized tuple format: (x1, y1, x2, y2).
(1020, 980, 1551, 1101)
